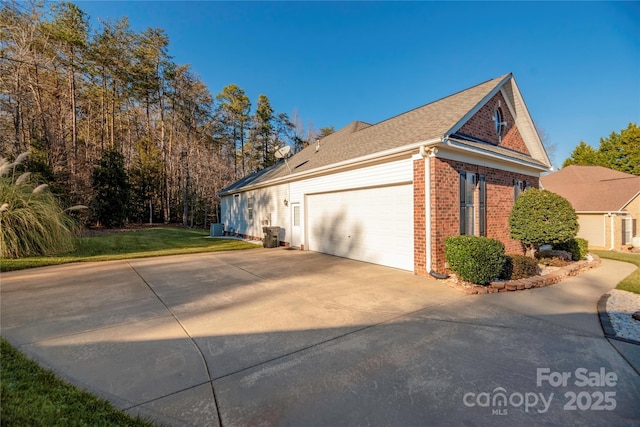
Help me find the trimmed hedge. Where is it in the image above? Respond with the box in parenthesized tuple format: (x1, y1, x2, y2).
(500, 254, 539, 280)
(445, 235, 505, 285)
(555, 238, 589, 261)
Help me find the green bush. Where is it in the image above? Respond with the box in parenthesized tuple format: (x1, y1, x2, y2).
(445, 235, 505, 285)
(509, 188, 578, 256)
(0, 153, 79, 258)
(555, 238, 588, 261)
(500, 254, 539, 280)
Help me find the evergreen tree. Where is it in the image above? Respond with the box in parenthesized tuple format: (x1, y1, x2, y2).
(562, 123, 640, 175)
(91, 148, 130, 227)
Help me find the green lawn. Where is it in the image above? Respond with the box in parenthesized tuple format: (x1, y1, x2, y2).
(0, 338, 155, 427)
(1, 227, 259, 272)
(592, 250, 640, 294)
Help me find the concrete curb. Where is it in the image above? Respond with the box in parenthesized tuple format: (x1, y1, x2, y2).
(597, 292, 640, 346)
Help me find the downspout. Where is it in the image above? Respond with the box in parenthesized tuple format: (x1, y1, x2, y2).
(608, 212, 615, 250)
(422, 145, 449, 279)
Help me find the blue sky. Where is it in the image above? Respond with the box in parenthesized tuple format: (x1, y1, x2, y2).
(75, 1, 639, 169)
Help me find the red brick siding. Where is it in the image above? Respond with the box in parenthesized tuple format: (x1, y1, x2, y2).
(413, 158, 427, 276)
(458, 92, 530, 155)
(429, 157, 538, 273)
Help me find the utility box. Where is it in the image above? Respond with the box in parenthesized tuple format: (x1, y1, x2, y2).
(210, 223, 224, 237)
(262, 226, 280, 248)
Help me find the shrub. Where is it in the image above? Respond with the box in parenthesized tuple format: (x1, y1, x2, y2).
(445, 235, 505, 285)
(500, 254, 539, 280)
(0, 153, 79, 258)
(555, 238, 588, 261)
(509, 188, 578, 256)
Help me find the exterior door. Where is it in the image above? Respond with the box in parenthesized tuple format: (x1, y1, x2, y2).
(291, 203, 301, 248)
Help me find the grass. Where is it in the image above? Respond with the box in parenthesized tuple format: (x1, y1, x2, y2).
(592, 250, 640, 294)
(0, 338, 155, 426)
(1, 227, 258, 272)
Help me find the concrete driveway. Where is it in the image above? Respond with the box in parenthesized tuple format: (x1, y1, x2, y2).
(1, 249, 639, 426)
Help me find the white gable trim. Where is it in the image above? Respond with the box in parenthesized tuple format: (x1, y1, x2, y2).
(440, 139, 548, 176)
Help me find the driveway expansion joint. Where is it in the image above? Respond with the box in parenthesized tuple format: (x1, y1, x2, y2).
(126, 261, 224, 426)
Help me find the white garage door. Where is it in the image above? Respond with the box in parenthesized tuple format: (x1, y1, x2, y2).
(306, 184, 414, 271)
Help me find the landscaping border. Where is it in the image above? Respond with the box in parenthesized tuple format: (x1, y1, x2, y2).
(445, 254, 602, 295)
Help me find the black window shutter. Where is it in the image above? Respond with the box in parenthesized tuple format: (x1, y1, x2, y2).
(479, 175, 486, 236)
(459, 171, 466, 235)
(622, 218, 626, 244)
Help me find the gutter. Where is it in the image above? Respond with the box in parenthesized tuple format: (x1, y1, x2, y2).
(442, 137, 551, 172)
(220, 138, 442, 196)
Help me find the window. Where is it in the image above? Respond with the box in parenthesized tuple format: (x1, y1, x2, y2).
(293, 205, 300, 227)
(247, 195, 254, 220)
(494, 107, 506, 140)
(622, 217, 636, 245)
(460, 171, 476, 235)
(479, 175, 486, 237)
(460, 172, 486, 236)
(514, 179, 528, 200)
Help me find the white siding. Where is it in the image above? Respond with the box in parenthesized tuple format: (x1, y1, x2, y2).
(220, 157, 414, 257)
(221, 183, 291, 242)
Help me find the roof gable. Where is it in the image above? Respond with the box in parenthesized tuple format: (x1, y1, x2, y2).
(540, 165, 640, 211)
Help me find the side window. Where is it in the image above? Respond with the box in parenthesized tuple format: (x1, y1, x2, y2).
(514, 179, 527, 200)
(479, 174, 486, 236)
(460, 171, 476, 235)
(248, 195, 254, 220)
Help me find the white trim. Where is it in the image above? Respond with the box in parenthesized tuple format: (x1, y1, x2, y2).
(439, 139, 547, 176)
(221, 138, 442, 195)
(425, 155, 432, 272)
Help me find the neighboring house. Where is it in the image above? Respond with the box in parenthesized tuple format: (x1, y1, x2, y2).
(540, 165, 640, 250)
(219, 73, 551, 276)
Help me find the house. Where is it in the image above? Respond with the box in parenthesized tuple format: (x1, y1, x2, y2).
(219, 73, 551, 276)
(540, 165, 640, 250)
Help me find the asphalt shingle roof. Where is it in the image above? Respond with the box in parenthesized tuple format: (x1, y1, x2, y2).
(540, 165, 640, 212)
(222, 74, 512, 194)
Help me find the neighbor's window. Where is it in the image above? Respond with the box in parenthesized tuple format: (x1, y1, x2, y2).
(248, 195, 254, 220)
(622, 217, 636, 245)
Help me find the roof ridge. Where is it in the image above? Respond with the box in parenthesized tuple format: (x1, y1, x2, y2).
(361, 73, 511, 130)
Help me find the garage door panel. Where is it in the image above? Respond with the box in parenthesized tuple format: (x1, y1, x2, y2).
(307, 185, 413, 271)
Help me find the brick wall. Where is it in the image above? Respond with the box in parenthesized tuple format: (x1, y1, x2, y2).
(458, 92, 530, 155)
(429, 157, 538, 273)
(413, 158, 427, 276)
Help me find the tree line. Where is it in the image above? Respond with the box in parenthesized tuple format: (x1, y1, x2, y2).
(0, 1, 326, 227)
(562, 122, 639, 175)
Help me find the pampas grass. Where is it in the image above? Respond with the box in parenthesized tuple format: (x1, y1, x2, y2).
(0, 152, 79, 258)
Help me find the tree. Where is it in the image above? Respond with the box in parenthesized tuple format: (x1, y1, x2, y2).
(319, 126, 335, 138)
(216, 84, 251, 177)
(509, 188, 578, 257)
(562, 123, 640, 175)
(249, 94, 276, 170)
(91, 148, 130, 227)
(562, 141, 603, 168)
(598, 123, 640, 175)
